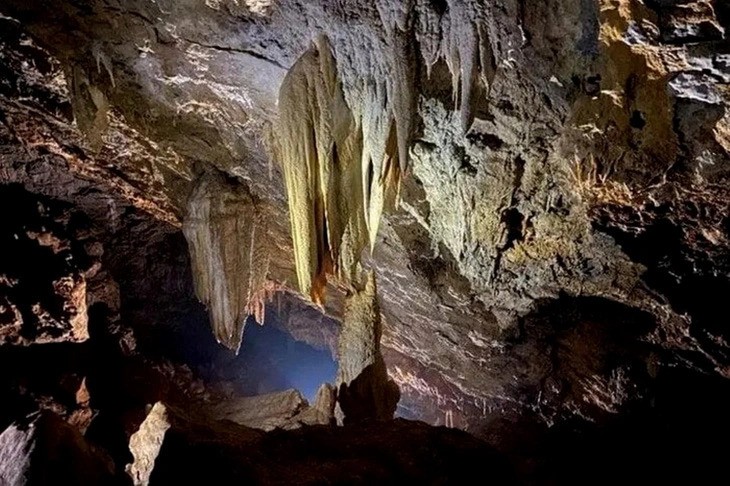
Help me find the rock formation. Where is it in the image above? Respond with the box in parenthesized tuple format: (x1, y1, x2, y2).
(0, 0, 729, 483)
(211, 387, 335, 431)
(0, 411, 120, 485)
(296, 383, 337, 427)
(275, 36, 399, 305)
(183, 171, 271, 350)
(335, 273, 400, 424)
(124, 402, 513, 485)
(125, 403, 170, 486)
(0, 188, 92, 346)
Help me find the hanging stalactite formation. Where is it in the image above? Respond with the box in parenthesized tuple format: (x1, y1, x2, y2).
(183, 172, 271, 351)
(275, 36, 402, 305)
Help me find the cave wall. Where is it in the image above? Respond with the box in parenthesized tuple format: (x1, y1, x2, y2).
(0, 1, 729, 481)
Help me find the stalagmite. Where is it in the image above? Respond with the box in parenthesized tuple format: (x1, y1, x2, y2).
(335, 272, 399, 424)
(182, 172, 270, 351)
(126, 403, 171, 486)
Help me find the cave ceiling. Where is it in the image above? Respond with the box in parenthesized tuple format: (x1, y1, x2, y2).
(1, 0, 729, 436)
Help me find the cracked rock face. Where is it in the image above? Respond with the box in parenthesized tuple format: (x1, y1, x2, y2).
(0, 0, 730, 482)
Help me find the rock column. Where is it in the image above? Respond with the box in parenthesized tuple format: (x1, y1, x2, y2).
(335, 272, 399, 424)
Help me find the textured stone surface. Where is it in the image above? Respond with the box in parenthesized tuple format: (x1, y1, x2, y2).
(211, 385, 335, 431)
(183, 171, 271, 350)
(0, 187, 106, 346)
(125, 402, 170, 486)
(295, 383, 337, 427)
(335, 273, 400, 424)
(211, 388, 307, 431)
(0, 411, 120, 486)
(0, 0, 729, 481)
(129, 402, 514, 485)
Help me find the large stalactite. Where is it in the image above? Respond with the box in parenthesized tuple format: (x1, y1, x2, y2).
(275, 36, 401, 304)
(182, 172, 270, 351)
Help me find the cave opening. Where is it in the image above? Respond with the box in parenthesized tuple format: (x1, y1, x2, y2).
(224, 319, 338, 402)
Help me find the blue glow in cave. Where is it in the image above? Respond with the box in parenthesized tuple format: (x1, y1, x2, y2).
(235, 319, 337, 402)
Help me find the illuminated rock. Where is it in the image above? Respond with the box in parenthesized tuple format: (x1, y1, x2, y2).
(335, 272, 399, 424)
(275, 37, 401, 305)
(183, 172, 271, 351)
(126, 402, 170, 486)
(211, 389, 307, 431)
(211, 385, 335, 431)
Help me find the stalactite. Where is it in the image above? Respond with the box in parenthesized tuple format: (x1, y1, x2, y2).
(276, 6, 495, 305)
(182, 172, 270, 351)
(377, 0, 417, 175)
(69, 64, 109, 151)
(416, 1, 497, 132)
(276, 36, 396, 304)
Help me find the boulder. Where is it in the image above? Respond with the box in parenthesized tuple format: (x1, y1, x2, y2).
(0, 411, 121, 485)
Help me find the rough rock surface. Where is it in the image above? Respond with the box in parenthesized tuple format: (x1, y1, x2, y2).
(125, 402, 170, 486)
(210, 388, 333, 431)
(0, 0, 729, 482)
(127, 402, 514, 485)
(335, 273, 400, 424)
(275, 37, 400, 304)
(0, 188, 92, 346)
(294, 383, 337, 427)
(3, 0, 727, 437)
(0, 411, 120, 486)
(183, 170, 271, 350)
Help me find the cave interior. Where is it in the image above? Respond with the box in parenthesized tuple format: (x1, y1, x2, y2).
(0, 0, 729, 484)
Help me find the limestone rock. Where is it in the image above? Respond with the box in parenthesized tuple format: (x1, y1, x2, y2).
(0, 188, 90, 346)
(275, 37, 376, 305)
(68, 64, 109, 152)
(0, 411, 119, 486)
(210, 386, 335, 431)
(125, 402, 170, 486)
(291, 383, 336, 427)
(654, 0, 725, 43)
(1, 0, 730, 481)
(335, 273, 399, 424)
(211, 389, 308, 431)
(127, 402, 513, 485)
(183, 171, 270, 351)
(44, 375, 95, 434)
